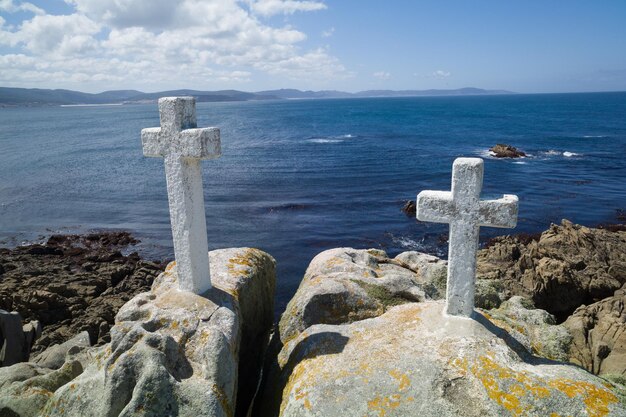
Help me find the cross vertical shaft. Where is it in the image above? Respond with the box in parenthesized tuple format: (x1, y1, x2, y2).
(141, 97, 221, 294)
(416, 158, 518, 316)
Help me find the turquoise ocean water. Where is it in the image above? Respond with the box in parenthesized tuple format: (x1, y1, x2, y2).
(1, 92, 625, 311)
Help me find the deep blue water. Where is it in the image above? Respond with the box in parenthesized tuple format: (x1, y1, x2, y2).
(1, 93, 625, 312)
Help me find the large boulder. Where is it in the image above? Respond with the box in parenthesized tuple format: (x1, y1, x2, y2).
(563, 284, 626, 376)
(255, 248, 624, 416)
(0, 248, 275, 417)
(477, 220, 626, 321)
(259, 301, 624, 417)
(278, 248, 439, 345)
(0, 310, 41, 367)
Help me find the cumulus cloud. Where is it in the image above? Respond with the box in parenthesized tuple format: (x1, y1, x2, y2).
(0, 0, 44, 15)
(373, 71, 391, 80)
(247, 0, 327, 17)
(321, 27, 334, 38)
(0, 0, 350, 89)
(432, 70, 451, 79)
(0, 0, 344, 90)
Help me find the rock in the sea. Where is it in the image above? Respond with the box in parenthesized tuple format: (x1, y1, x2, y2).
(258, 300, 624, 417)
(489, 143, 526, 158)
(477, 219, 626, 322)
(0, 310, 41, 367)
(401, 200, 416, 216)
(564, 284, 626, 376)
(0, 247, 276, 417)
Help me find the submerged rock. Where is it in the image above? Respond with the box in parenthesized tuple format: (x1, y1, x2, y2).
(0, 247, 276, 417)
(489, 144, 526, 158)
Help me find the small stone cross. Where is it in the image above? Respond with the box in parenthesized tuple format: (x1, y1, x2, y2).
(416, 158, 518, 316)
(141, 97, 221, 294)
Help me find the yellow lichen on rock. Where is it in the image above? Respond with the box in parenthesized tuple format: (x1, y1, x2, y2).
(548, 378, 618, 417)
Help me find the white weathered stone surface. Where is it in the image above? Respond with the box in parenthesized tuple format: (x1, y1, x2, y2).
(0, 248, 276, 417)
(142, 97, 221, 294)
(260, 301, 625, 417)
(416, 158, 518, 316)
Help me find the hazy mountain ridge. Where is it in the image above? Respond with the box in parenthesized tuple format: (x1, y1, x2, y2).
(0, 86, 515, 106)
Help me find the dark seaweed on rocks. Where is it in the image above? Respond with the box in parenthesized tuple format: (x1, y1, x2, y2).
(0, 232, 167, 354)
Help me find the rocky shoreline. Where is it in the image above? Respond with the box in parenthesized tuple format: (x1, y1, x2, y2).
(0, 232, 167, 358)
(1, 222, 625, 415)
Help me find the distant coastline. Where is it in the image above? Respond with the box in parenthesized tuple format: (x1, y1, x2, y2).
(0, 86, 516, 107)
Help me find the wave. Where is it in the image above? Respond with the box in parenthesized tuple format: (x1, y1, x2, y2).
(541, 150, 582, 158)
(583, 135, 607, 138)
(306, 133, 355, 144)
(307, 138, 344, 144)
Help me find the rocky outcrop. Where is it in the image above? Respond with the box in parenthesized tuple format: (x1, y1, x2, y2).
(277, 248, 447, 345)
(476, 219, 626, 322)
(563, 284, 626, 376)
(401, 200, 416, 216)
(0, 247, 276, 417)
(258, 301, 624, 416)
(489, 144, 526, 158)
(0, 310, 41, 366)
(0, 232, 166, 354)
(255, 248, 624, 416)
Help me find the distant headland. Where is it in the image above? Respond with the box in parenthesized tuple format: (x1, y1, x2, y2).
(0, 86, 515, 107)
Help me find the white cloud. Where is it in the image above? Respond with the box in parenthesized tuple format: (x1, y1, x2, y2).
(373, 71, 391, 80)
(0, 0, 44, 15)
(66, 0, 183, 30)
(0, 0, 345, 90)
(432, 70, 451, 79)
(321, 27, 334, 38)
(247, 0, 326, 17)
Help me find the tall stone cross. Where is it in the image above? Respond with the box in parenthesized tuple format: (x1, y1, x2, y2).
(416, 158, 518, 317)
(141, 97, 221, 294)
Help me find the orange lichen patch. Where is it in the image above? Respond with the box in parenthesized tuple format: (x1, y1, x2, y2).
(165, 261, 176, 272)
(389, 370, 411, 392)
(450, 353, 619, 417)
(549, 413, 562, 417)
(294, 387, 312, 410)
(210, 383, 234, 417)
(548, 379, 618, 417)
(367, 394, 402, 417)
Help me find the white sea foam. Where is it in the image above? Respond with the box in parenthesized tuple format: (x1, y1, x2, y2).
(544, 150, 561, 156)
(513, 161, 528, 165)
(308, 138, 344, 144)
(563, 151, 580, 157)
(583, 135, 606, 138)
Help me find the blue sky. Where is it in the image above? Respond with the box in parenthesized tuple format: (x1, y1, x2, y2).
(1, 0, 625, 93)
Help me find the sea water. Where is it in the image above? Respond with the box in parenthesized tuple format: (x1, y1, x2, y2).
(1, 92, 625, 311)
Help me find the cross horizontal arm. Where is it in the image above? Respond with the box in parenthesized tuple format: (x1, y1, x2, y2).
(416, 190, 455, 224)
(477, 194, 519, 228)
(141, 127, 164, 157)
(178, 127, 221, 159)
